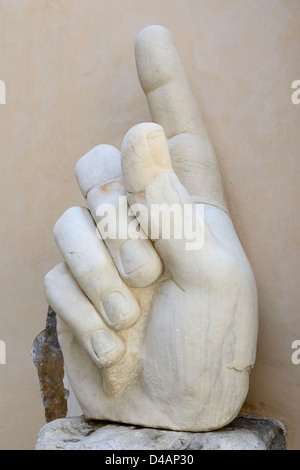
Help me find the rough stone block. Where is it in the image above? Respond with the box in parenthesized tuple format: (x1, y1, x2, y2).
(35, 415, 286, 450)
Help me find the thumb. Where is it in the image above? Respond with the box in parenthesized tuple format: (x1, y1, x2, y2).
(121, 123, 206, 285)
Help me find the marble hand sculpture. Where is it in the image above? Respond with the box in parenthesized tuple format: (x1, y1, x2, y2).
(44, 26, 258, 431)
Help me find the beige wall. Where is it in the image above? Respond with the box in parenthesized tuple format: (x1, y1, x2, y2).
(0, 0, 299, 449)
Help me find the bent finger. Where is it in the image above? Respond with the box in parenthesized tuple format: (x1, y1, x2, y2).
(53, 206, 140, 331)
(75, 144, 163, 287)
(121, 123, 210, 286)
(44, 262, 125, 368)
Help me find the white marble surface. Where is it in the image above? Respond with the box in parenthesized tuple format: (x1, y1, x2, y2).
(44, 26, 258, 432)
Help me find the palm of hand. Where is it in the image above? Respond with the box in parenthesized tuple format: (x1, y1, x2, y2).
(45, 26, 258, 431)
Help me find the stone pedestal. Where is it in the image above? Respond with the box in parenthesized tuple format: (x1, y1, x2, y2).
(35, 415, 286, 450)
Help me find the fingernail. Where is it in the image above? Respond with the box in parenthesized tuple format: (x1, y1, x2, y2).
(146, 127, 171, 169)
(120, 239, 164, 287)
(103, 291, 139, 329)
(120, 239, 152, 275)
(91, 329, 119, 361)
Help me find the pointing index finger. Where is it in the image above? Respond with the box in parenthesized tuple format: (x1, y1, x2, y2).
(135, 25, 228, 214)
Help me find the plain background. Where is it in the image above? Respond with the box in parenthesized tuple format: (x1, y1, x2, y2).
(0, 0, 299, 449)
